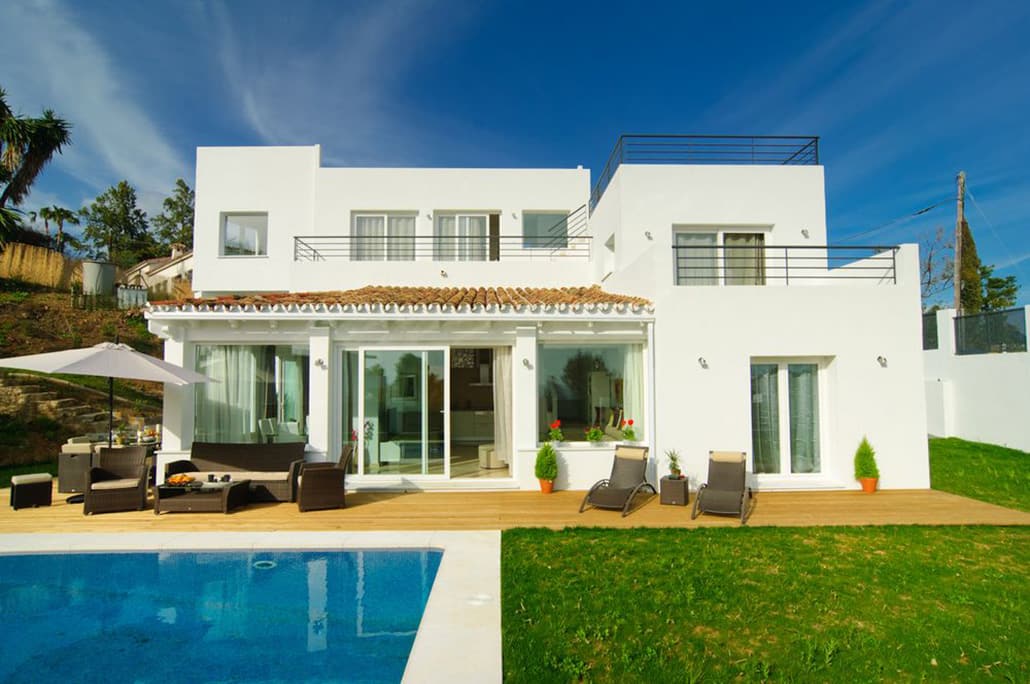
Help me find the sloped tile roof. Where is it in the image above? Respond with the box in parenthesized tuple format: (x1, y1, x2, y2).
(149, 285, 652, 315)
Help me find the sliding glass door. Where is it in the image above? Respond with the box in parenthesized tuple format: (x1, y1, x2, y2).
(357, 349, 446, 476)
(750, 361, 822, 474)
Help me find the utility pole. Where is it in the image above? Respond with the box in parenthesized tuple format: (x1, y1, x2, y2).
(953, 170, 966, 312)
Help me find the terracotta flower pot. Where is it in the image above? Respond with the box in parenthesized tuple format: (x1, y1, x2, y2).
(539, 479, 554, 494)
(859, 477, 878, 493)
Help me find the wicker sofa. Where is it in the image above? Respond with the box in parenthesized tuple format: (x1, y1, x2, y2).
(165, 442, 306, 502)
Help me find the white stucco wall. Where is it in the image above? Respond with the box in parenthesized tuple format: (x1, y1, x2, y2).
(923, 307, 1030, 452)
(192, 146, 592, 294)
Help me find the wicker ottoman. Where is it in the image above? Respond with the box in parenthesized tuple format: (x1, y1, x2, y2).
(10, 473, 54, 509)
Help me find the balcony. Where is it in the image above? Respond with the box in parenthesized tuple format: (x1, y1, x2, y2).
(672, 244, 898, 286)
(294, 206, 590, 262)
(591, 135, 820, 211)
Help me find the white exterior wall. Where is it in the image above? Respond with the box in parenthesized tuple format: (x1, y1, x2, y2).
(589, 165, 928, 489)
(192, 146, 591, 294)
(924, 307, 1030, 452)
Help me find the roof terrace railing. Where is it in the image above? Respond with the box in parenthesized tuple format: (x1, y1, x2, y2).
(590, 135, 820, 211)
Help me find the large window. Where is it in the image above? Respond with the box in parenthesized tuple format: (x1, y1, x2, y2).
(434, 214, 488, 261)
(194, 344, 309, 443)
(674, 229, 766, 285)
(352, 213, 416, 261)
(750, 360, 822, 474)
(537, 344, 645, 442)
(523, 211, 569, 249)
(221, 213, 268, 257)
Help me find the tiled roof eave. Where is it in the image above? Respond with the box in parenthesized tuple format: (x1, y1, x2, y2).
(146, 302, 656, 318)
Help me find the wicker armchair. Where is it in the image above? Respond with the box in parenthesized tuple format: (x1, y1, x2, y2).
(297, 444, 354, 512)
(691, 451, 753, 524)
(83, 446, 148, 515)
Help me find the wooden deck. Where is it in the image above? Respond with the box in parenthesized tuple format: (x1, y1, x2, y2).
(1, 484, 1028, 533)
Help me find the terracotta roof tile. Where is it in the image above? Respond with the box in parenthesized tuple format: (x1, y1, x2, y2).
(151, 285, 651, 311)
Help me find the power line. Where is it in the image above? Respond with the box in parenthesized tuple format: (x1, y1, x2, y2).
(836, 198, 951, 243)
(966, 185, 1028, 280)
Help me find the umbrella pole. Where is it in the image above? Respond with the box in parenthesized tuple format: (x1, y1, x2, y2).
(108, 376, 114, 448)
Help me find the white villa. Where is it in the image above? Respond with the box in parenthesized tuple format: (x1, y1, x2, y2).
(147, 135, 930, 492)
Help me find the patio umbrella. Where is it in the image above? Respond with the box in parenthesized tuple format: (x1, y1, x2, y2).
(0, 342, 213, 447)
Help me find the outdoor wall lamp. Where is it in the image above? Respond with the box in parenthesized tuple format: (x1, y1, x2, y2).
(645, 231, 653, 240)
(877, 355, 888, 367)
(801, 228, 810, 238)
(522, 358, 532, 369)
(440, 269, 448, 277)
(698, 357, 708, 369)
(314, 358, 327, 369)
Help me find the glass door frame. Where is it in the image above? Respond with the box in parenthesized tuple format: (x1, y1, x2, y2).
(351, 345, 450, 479)
(749, 356, 828, 478)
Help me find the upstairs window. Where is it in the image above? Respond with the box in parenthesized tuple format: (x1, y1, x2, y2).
(674, 229, 766, 285)
(523, 211, 569, 249)
(434, 213, 488, 261)
(222, 213, 268, 257)
(352, 213, 416, 261)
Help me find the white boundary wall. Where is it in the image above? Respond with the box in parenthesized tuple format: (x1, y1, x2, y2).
(924, 307, 1030, 452)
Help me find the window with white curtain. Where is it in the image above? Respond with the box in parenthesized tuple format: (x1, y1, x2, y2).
(434, 213, 488, 261)
(194, 344, 309, 443)
(674, 228, 766, 285)
(750, 360, 822, 474)
(537, 343, 645, 442)
(221, 213, 268, 256)
(352, 213, 416, 261)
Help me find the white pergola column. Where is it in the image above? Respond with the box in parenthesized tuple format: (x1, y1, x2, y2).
(307, 327, 332, 461)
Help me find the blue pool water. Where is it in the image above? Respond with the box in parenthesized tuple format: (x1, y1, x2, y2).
(0, 549, 442, 683)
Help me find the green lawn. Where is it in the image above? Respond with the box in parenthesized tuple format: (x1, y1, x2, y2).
(502, 526, 1029, 682)
(502, 438, 1030, 681)
(929, 437, 1029, 512)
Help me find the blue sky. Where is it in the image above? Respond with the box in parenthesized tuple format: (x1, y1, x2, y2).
(2, 0, 1029, 304)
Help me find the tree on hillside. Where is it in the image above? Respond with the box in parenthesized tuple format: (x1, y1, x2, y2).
(43, 205, 79, 253)
(79, 181, 157, 268)
(957, 219, 983, 313)
(0, 86, 71, 243)
(152, 178, 194, 250)
(979, 264, 1020, 311)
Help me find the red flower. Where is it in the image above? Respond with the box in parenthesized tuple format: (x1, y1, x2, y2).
(550, 420, 561, 429)
(628, 419, 634, 426)
(350, 429, 358, 441)
(619, 419, 626, 427)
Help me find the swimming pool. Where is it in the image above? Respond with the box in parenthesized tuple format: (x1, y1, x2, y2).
(0, 549, 442, 683)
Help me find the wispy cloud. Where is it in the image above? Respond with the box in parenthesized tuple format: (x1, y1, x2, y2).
(0, 0, 187, 212)
(204, 0, 485, 166)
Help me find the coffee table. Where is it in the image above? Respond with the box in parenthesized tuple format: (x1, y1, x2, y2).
(154, 479, 250, 515)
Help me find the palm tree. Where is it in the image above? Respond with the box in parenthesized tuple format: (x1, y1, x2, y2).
(38, 205, 53, 238)
(0, 86, 71, 243)
(45, 205, 78, 253)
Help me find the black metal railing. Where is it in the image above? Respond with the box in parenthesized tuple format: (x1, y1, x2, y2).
(295, 205, 590, 262)
(590, 135, 820, 211)
(954, 307, 1027, 355)
(922, 312, 939, 350)
(672, 244, 897, 286)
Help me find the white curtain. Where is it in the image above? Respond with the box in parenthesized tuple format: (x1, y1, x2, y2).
(388, 215, 415, 261)
(434, 215, 455, 260)
(788, 364, 821, 473)
(725, 233, 765, 285)
(675, 232, 717, 285)
(461, 216, 488, 261)
(492, 347, 512, 463)
(195, 346, 268, 443)
(354, 216, 385, 261)
(623, 344, 645, 438)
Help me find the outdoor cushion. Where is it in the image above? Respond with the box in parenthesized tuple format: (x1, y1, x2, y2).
(91, 478, 141, 490)
(11, 473, 53, 485)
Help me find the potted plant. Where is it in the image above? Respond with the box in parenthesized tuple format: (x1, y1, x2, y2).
(548, 419, 564, 443)
(584, 425, 605, 443)
(854, 436, 880, 493)
(666, 449, 683, 479)
(620, 418, 637, 441)
(535, 442, 558, 493)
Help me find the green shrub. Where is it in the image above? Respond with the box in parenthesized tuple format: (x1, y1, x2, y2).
(535, 442, 558, 481)
(854, 437, 879, 479)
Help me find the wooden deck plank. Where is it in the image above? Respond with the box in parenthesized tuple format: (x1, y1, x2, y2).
(1, 484, 1027, 534)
